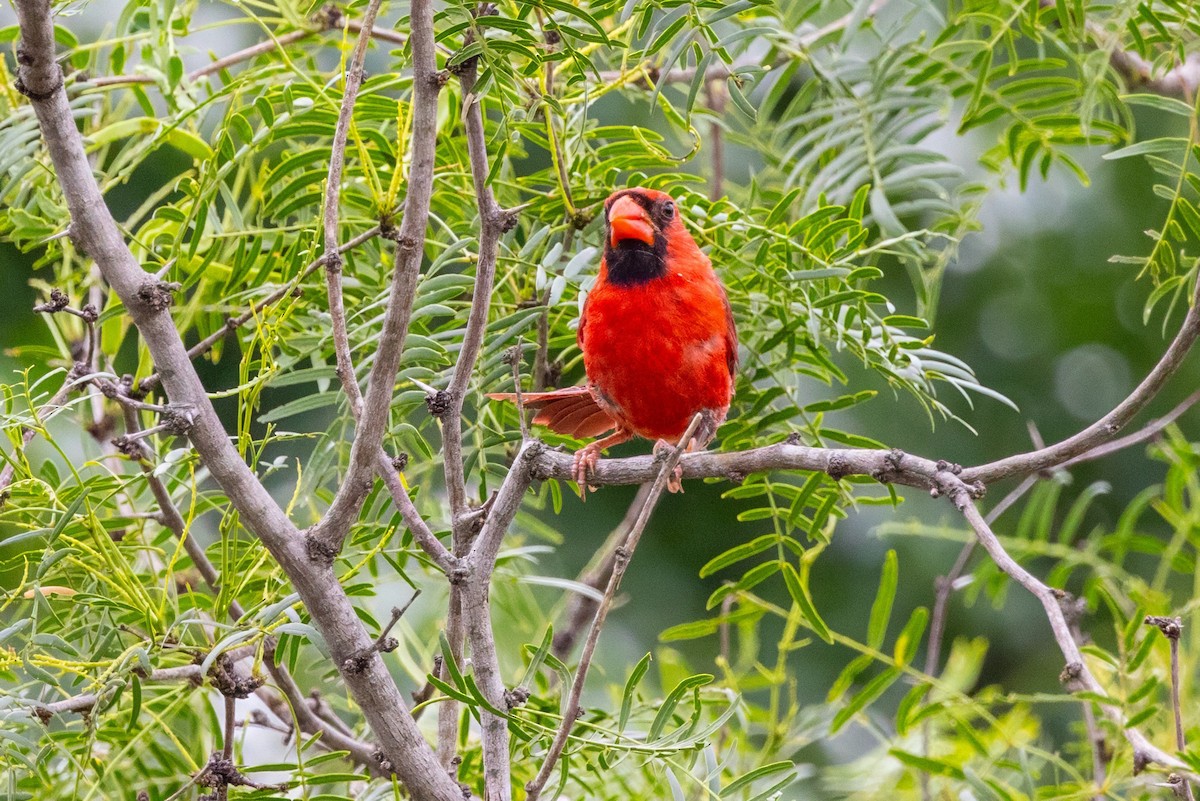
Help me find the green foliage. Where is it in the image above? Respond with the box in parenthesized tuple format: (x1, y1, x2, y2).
(1, 0, 1199, 798)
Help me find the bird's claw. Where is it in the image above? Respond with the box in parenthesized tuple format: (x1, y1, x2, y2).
(572, 445, 601, 499)
(653, 439, 686, 494)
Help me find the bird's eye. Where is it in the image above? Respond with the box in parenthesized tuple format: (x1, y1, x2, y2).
(661, 200, 675, 220)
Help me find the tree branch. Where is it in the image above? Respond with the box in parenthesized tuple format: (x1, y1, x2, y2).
(262, 639, 381, 770)
(551, 483, 653, 661)
(13, 2, 465, 797)
(525, 414, 703, 801)
(950, 487, 1189, 776)
(322, 0, 384, 418)
(310, 0, 443, 555)
(443, 48, 515, 532)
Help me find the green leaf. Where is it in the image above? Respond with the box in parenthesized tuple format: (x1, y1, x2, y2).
(648, 673, 712, 741)
(721, 761, 797, 796)
(781, 563, 832, 643)
(618, 653, 652, 731)
(888, 748, 966, 780)
(867, 550, 898, 649)
(831, 667, 902, 733)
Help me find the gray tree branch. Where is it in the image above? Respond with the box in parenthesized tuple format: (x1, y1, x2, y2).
(310, 0, 443, 555)
(12, 2, 465, 797)
(525, 415, 703, 801)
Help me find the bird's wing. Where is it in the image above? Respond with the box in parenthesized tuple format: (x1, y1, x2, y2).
(485, 386, 616, 439)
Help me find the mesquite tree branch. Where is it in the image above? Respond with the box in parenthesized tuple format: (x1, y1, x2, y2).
(322, 0, 384, 417)
(311, 0, 443, 555)
(952, 490, 1189, 776)
(531, 280, 1200, 493)
(12, 2, 464, 798)
(552, 483, 653, 661)
(444, 47, 515, 532)
(311, 0, 452, 571)
(525, 414, 703, 801)
(118, 399, 380, 769)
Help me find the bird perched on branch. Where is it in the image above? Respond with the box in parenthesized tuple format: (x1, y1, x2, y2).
(489, 187, 737, 492)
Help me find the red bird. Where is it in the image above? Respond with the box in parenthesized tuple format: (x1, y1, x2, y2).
(491, 187, 737, 491)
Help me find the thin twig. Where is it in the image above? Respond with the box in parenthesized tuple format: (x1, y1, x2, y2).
(962, 281, 1200, 484)
(706, 79, 726, 200)
(322, 0, 385, 418)
(526, 414, 703, 801)
(1070, 605, 1108, 797)
(1146, 616, 1193, 800)
(951, 486, 1190, 777)
(222, 695, 236, 762)
(443, 47, 514, 535)
(1036, 0, 1200, 98)
(505, 344, 530, 440)
(262, 640, 382, 770)
(312, 0, 444, 555)
(1061, 388, 1200, 468)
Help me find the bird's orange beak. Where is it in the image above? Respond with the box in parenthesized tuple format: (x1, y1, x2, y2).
(608, 195, 655, 248)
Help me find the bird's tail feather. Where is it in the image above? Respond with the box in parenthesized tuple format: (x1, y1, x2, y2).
(486, 386, 615, 438)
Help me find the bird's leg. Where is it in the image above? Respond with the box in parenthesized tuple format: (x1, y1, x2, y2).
(573, 427, 633, 496)
(654, 410, 722, 494)
(653, 438, 691, 494)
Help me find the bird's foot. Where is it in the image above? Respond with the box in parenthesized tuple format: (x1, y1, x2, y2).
(572, 444, 602, 499)
(653, 438, 686, 494)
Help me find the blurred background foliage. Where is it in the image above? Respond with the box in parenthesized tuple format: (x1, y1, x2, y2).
(2, 0, 1200, 798)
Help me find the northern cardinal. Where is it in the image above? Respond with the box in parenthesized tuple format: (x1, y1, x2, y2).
(490, 187, 737, 491)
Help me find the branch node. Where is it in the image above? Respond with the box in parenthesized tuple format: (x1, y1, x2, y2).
(324, 252, 344, 273)
(503, 686, 530, 709)
(425, 389, 450, 417)
(391, 452, 409, 471)
(1059, 661, 1084, 688)
(210, 654, 264, 698)
(197, 752, 287, 793)
(160, 404, 197, 436)
(14, 69, 62, 101)
(135, 279, 180, 312)
(826, 453, 850, 480)
(111, 435, 148, 459)
(379, 216, 401, 241)
(305, 532, 339, 565)
(373, 749, 395, 774)
(1146, 615, 1183, 640)
(448, 562, 470, 585)
(1134, 750, 1153, 775)
(498, 207, 520, 232)
(33, 288, 70, 313)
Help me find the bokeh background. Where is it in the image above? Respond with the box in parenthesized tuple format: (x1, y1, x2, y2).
(1, 0, 1194, 790)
